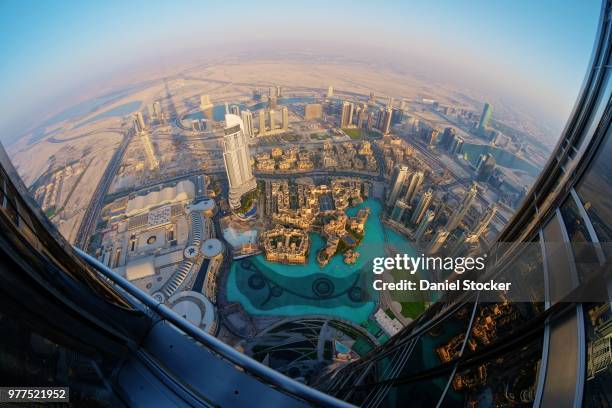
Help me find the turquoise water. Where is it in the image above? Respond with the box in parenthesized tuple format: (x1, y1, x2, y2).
(461, 143, 540, 177)
(76, 101, 142, 127)
(226, 199, 417, 324)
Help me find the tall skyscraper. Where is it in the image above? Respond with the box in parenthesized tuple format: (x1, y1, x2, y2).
(442, 127, 456, 149)
(382, 107, 393, 135)
(425, 128, 440, 146)
(446, 183, 478, 231)
(368, 91, 376, 105)
(476, 153, 496, 181)
(427, 229, 449, 254)
(241, 110, 254, 138)
(327, 86, 334, 98)
(403, 171, 424, 205)
(230, 105, 240, 116)
(258, 110, 266, 136)
(153, 101, 163, 123)
(414, 210, 434, 242)
(281, 106, 289, 130)
(449, 135, 464, 154)
(269, 109, 276, 131)
(468, 204, 497, 241)
(390, 200, 409, 223)
(134, 112, 146, 133)
(410, 188, 433, 225)
(223, 114, 257, 210)
(478, 102, 493, 132)
(387, 165, 409, 206)
(340, 102, 353, 128)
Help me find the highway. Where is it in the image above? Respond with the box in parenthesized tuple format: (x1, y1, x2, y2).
(74, 128, 134, 249)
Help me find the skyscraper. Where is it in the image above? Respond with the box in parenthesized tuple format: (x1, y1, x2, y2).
(476, 153, 496, 181)
(449, 135, 464, 154)
(390, 200, 409, 223)
(223, 114, 257, 210)
(414, 210, 434, 242)
(445, 183, 478, 231)
(152, 101, 164, 123)
(427, 229, 449, 254)
(134, 112, 146, 133)
(468, 204, 497, 241)
(230, 105, 240, 116)
(269, 109, 276, 131)
(442, 127, 456, 149)
(326, 86, 334, 98)
(241, 110, 254, 138)
(410, 188, 433, 225)
(387, 165, 409, 206)
(478, 102, 493, 133)
(382, 107, 393, 135)
(281, 106, 289, 130)
(257, 110, 266, 136)
(403, 171, 424, 205)
(425, 128, 439, 146)
(340, 102, 353, 128)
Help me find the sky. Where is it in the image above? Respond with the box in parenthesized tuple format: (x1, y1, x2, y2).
(0, 0, 601, 144)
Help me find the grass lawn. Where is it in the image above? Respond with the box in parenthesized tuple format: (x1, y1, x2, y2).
(342, 128, 382, 140)
(281, 134, 299, 142)
(389, 269, 428, 319)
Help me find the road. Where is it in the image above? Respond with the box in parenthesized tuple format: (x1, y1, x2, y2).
(74, 128, 134, 249)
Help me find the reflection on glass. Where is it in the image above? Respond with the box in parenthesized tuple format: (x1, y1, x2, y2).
(442, 335, 543, 407)
(0, 311, 124, 406)
(560, 194, 600, 282)
(400, 301, 474, 378)
(577, 128, 612, 259)
(583, 302, 612, 407)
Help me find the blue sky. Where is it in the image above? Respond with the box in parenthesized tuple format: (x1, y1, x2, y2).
(0, 0, 601, 142)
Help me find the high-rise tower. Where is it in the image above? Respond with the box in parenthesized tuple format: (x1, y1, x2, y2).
(403, 171, 424, 205)
(478, 102, 493, 133)
(446, 183, 478, 231)
(414, 210, 434, 242)
(223, 114, 257, 210)
(281, 106, 289, 130)
(387, 166, 409, 206)
(466, 204, 497, 243)
(241, 110, 254, 138)
(410, 188, 433, 225)
(340, 102, 353, 128)
(258, 110, 266, 136)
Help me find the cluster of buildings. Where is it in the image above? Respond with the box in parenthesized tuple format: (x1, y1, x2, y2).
(258, 178, 369, 266)
(320, 140, 378, 172)
(260, 226, 310, 264)
(385, 163, 498, 255)
(93, 180, 221, 334)
(338, 98, 402, 136)
(33, 161, 87, 215)
(255, 147, 314, 172)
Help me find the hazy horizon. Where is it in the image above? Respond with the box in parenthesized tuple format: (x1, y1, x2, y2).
(0, 0, 601, 145)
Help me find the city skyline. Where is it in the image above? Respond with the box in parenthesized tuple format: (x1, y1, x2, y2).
(0, 0, 601, 145)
